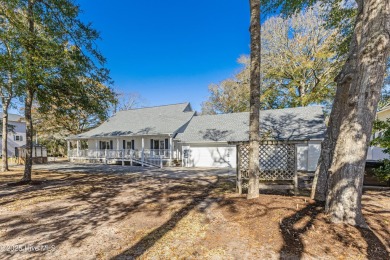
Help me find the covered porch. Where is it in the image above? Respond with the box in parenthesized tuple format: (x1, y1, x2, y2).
(67, 135, 182, 167)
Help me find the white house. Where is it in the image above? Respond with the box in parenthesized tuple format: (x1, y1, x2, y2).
(0, 113, 27, 157)
(66, 103, 196, 167)
(366, 104, 390, 161)
(66, 103, 326, 172)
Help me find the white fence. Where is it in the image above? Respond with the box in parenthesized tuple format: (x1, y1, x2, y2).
(18, 146, 48, 158)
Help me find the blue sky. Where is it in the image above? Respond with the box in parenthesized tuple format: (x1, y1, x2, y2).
(77, 0, 251, 111)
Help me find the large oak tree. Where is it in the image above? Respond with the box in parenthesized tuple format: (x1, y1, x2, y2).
(311, 0, 390, 226)
(263, 0, 390, 226)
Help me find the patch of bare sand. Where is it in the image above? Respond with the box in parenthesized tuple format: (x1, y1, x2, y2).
(0, 168, 388, 259)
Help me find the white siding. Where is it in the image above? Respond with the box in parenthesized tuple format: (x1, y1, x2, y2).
(308, 142, 321, 171)
(87, 140, 98, 150)
(296, 144, 308, 171)
(366, 147, 390, 161)
(296, 141, 321, 172)
(0, 120, 26, 157)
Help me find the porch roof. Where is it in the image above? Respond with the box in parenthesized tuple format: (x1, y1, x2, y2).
(176, 106, 326, 143)
(67, 103, 195, 140)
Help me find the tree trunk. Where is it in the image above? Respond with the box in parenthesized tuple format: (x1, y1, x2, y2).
(22, 0, 35, 182)
(297, 85, 306, 106)
(1, 98, 10, 172)
(247, 0, 261, 199)
(312, 0, 390, 227)
(1, 39, 14, 172)
(311, 62, 351, 201)
(22, 89, 34, 182)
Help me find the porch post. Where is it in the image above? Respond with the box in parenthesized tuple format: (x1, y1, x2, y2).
(294, 144, 299, 195)
(76, 140, 80, 157)
(169, 137, 173, 166)
(104, 148, 107, 164)
(130, 140, 133, 166)
(116, 138, 120, 161)
(67, 140, 70, 159)
(95, 140, 98, 158)
(122, 148, 124, 166)
(237, 144, 242, 195)
(141, 137, 144, 167)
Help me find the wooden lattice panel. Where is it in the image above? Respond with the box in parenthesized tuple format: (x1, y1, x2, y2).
(238, 142, 296, 181)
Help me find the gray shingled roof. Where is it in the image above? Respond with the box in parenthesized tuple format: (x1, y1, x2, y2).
(176, 106, 326, 143)
(0, 113, 24, 122)
(68, 103, 195, 139)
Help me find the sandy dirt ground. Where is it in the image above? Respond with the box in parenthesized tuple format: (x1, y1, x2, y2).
(0, 163, 389, 260)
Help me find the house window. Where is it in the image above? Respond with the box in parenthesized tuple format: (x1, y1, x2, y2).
(14, 135, 23, 141)
(99, 141, 113, 150)
(150, 139, 169, 150)
(123, 140, 134, 150)
(150, 139, 160, 149)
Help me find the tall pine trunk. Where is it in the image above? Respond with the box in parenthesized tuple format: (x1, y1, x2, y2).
(22, 89, 34, 181)
(2, 97, 10, 172)
(311, 0, 390, 226)
(22, 0, 35, 182)
(247, 0, 261, 199)
(2, 42, 14, 172)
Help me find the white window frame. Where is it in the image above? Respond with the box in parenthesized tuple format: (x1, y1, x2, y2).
(14, 135, 23, 142)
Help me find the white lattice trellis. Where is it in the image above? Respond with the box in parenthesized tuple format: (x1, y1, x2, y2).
(236, 141, 297, 193)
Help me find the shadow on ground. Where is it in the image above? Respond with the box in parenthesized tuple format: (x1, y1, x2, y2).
(0, 167, 226, 259)
(0, 166, 388, 259)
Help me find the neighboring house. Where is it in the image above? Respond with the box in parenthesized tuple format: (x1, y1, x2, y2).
(66, 103, 326, 171)
(367, 105, 390, 161)
(0, 113, 26, 157)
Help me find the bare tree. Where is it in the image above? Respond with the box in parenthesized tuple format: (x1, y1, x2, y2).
(202, 5, 341, 114)
(114, 91, 144, 112)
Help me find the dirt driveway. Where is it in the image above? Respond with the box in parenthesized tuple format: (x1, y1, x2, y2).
(0, 163, 388, 259)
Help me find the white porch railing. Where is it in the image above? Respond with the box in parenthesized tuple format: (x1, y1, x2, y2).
(143, 149, 172, 158)
(68, 149, 174, 167)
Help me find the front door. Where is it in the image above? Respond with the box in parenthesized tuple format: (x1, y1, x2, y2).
(160, 140, 165, 150)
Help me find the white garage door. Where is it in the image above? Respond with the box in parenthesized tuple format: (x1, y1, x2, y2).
(187, 146, 236, 168)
